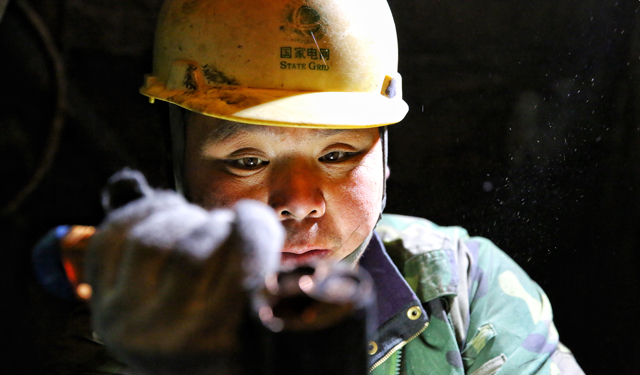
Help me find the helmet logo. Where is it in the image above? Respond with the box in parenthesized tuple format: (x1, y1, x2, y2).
(281, 2, 326, 44)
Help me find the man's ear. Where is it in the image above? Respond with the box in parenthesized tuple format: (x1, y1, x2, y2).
(385, 165, 391, 180)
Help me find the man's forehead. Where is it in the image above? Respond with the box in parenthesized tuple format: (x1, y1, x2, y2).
(191, 114, 361, 142)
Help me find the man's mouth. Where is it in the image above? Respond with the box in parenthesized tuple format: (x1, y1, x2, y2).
(280, 249, 331, 267)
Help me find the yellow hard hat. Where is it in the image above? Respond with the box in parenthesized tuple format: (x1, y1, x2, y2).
(141, 0, 408, 128)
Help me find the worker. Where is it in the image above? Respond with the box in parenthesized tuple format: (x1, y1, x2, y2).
(42, 0, 585, 373)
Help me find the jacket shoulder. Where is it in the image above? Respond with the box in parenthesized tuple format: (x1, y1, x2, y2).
(375, 214, 470, 265)
(375, 214, 470, 307)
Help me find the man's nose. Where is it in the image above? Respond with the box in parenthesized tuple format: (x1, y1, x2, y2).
(269, 160, 326, 221)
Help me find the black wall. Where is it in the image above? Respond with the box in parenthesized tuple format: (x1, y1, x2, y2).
(1, 1, 637, 373)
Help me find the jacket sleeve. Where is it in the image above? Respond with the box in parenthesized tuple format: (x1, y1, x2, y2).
(460, 237, 584, 375)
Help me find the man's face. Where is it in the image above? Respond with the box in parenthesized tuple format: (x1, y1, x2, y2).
(184, 113, 384, 268)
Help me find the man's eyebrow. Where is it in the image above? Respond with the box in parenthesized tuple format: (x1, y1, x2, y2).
(208, 121, 354, 141)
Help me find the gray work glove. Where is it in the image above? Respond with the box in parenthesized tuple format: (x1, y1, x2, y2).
(86, 169, 284, 375)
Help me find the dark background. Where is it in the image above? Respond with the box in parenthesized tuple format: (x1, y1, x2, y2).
(1, 0, 637, 373)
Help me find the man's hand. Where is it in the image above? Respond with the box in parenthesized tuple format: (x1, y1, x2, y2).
(86, 169, 284, 375)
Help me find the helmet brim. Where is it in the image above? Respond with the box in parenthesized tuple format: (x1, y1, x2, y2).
(141, 81, 408, 129)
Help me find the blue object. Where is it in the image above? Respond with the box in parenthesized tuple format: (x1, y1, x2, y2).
(32, 225, 76, 300)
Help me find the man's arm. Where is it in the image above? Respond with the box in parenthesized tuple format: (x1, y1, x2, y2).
(461, 237, 584, 375)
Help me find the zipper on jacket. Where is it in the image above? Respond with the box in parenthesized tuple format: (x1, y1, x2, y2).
(369, 321, 430, 373)
(394, 347, 403, 375)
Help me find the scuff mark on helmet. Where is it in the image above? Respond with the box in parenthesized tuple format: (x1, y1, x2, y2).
(219, 93, 248, 105)
(183, 65, 198, 90)
(203, 64, 238, 86)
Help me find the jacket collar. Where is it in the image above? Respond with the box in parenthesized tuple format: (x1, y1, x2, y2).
(359, 233, 430, 368)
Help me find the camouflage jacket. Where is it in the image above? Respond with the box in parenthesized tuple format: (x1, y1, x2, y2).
(368, 214, 584, 375)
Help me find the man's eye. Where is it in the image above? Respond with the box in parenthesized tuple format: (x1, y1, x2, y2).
(319, 151, 347, 162)
(230, 157, 268, 169)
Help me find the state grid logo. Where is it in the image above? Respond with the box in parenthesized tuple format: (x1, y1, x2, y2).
(280, 1, 327, 44)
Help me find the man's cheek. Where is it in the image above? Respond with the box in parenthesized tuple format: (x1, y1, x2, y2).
(194, 182, 242, 209)
(209, 181, 270, 209)
(340, 172, 383, 210)
(336, 186, 380, 227)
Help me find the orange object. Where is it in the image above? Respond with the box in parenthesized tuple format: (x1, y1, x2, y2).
(59, 225, 96, 300)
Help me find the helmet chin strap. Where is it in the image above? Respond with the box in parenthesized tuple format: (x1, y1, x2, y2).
(379, 126, 389, 214)
(340, 230, 374, 266)
(169, 105, 187, 195)
(170, 104, 388, 266)
(340, 126, 388, 266)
